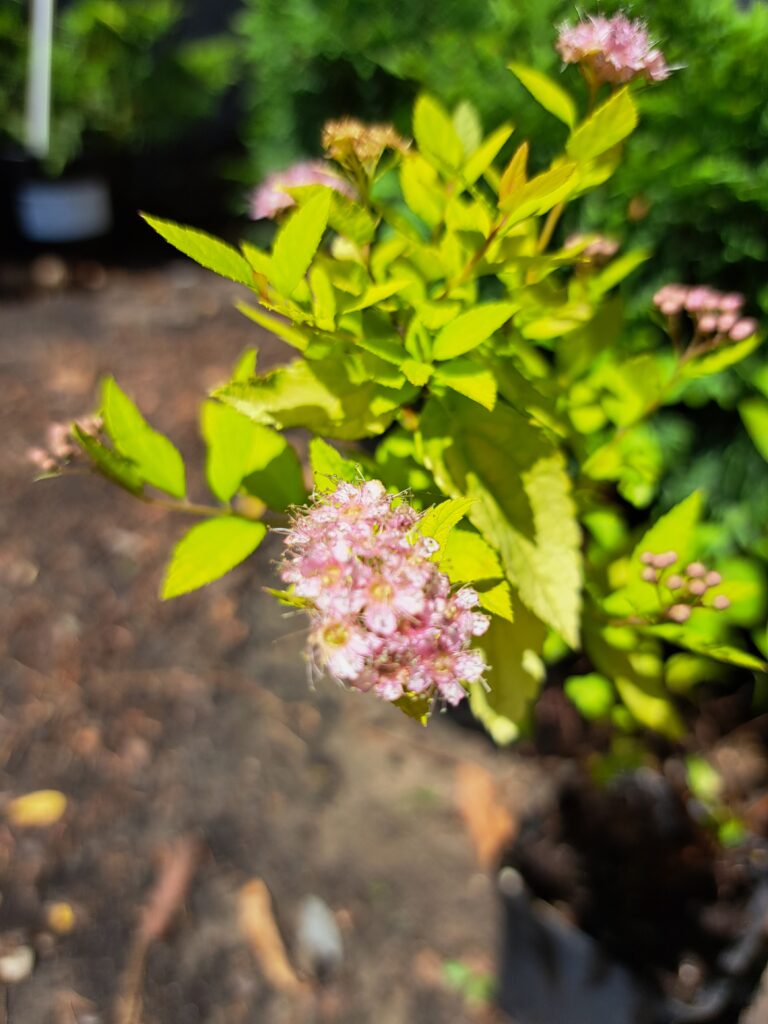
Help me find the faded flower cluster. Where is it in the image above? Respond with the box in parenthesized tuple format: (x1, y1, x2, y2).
(249, 160, 355, 220)
(278, 480, 489, 706)
(653, 285, 758, 344)
(640, 551, 730, 623)
(556, 13, 669, 84)
(321, 118, 408, 175)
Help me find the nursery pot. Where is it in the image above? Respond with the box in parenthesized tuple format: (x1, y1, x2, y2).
(14, 164, 112, 243)
(497, 769, 768, 1024)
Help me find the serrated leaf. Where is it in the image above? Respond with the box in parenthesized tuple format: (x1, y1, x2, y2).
(141, 214, 254, 286)
(401, 359, 433, 387)
(441, 528, 503, 582)
(420, 395, 582, 645)
(413, 93, 464, 171)
(215, 357, 417, 440)
(418, 496, 475, 554)
(477, 580, 515, 622)
(509, 63, 576, 128)
(309, 265, 336, 330)
(161, 517, 266, 599)
(433, 302, 516, 360)
(270, 189, 332, 296)
(434, 360, 497, 410)
(236, 302, 309, 351)
(309, 437, 361, 492)
(101, 377, 186, 498)
(499, 162, 577, 223)
(72, 425, 144, 494)
(469, 597, 547, 744)
(499, 141, 529, 200)
(567, 88, 637, 162)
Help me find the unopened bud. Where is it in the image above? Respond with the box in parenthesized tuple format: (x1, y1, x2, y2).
(655, 550, 678, 568)
(704, 571, 721, 587)
(667, 604, 692, 623)
(686, 562, 706, 578)
(641, 567, 659, 583)
(697, 314, 718, 333)
(729, 318, 758, 342)
(640, 551, 655, 565)
(689, 579, 708, 596)
(712, 595, 731, 611)
(666, 574, 683, 590)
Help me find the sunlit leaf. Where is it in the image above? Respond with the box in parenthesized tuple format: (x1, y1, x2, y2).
(161, 517, 267, 599)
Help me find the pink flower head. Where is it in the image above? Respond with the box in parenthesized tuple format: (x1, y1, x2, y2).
(278, 481, 490, 708)
(653, 283, 758, 345)
(249, 160, 356, 220)
(556, 13, 669, 85)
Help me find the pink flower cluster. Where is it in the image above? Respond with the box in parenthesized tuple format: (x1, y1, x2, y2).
(278, 480, 489, 706)
(27, 416, 101, 474)
(640, 551, 731, 623)
(653, 285, 758, 343)
(556, 13, 669, 84)
(249, 160, 355, 220)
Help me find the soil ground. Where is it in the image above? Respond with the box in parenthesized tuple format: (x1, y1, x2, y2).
(0, 265, 542, 1023)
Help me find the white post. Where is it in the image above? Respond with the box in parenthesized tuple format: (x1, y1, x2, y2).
(25, 0, 55, 161)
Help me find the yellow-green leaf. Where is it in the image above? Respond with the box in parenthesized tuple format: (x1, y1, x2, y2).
(462, 123, 515, 187)
(141, 214, 253, 286)
(236, 302, 309, 351)
(413, 93, 464, 171)
(270, 188, 332, 296)
(418, 496, 475, 554)
(740, 396, 768, 462)
(509, 63, 576, 128)
(161, 517, 267, 599)
(567, 88, 637, 163)
(433, 302, 516, 360)
(401, 359, 433, 387)
(500, 162, 577, 223)
(434, 359, 497, 410)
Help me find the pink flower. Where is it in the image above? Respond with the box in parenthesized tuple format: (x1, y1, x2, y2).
(277, 481, 491, 708)
(556, 13, 669, 85)
(249, 160, 356, 220)
(653, 283, 758, 344)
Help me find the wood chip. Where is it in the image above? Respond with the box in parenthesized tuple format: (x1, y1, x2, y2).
(454, 762, 516, 870)
(237, 879, 304, 993)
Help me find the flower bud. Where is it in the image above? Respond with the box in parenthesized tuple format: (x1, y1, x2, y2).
(729, 318, 758, 342)
(704, 571, 721, 587)
(689, 579, 708, 596)
(640, 551, 656, 565)
(666, 574, 683, 590)
(667, 604, 692, 623)
(641, 567, 659, 583)
(686, 562, 706, 578)
(655, 550, 678, 568)
(712, 595, 731, 611)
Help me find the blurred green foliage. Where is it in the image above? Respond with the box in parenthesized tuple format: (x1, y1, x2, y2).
(1, 0, 238, 174)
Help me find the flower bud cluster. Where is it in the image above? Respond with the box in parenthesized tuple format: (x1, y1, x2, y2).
(26, 416, 102, 474)
(653, 285, 757, 344)
(249, 160, 356, 221)
(640, 551, 731, 623)
(565, 233, 620, 268)
(278, 480, 489, 706)
(321, 118, 408, 176)
(556, 13, 669, 85)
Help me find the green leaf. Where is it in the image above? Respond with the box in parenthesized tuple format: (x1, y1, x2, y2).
(508, 63, 576, 128)
(433, 302, 516, 360)
(462, 123, 515, 187)
(235, 302, 309, 351)
(420, 395, 582, 645)
(441, 528, 503, 582)
(453, 99, 483, 156)
(469, 597, 547, 744)
(477, 580, 515, 622)
(401, 359, 433, 387)
(309, 437, 361, 492)
(141, 214, 254, 286)
(740, 396, 768, 462)
(202, 401, 306, 510)
(641, 625, 767, 672)
(434, 360, 497, 410)
(215, 357, 417, 440)
(682, 332, 762, 379)
(270, 189, 332, 296)
(418, 496, 475, 554)
(101, 377, 186, 498)
(564, 673, 615, 719)
(161, 517, 267, 599)
(309, 265, 336, 330)
(400, 154, 445, 228)
(499, 162, 577, 223)
(413, 93, 464, 171)
(567, 88, 638, 163)
(342, 279, 412, 313)
(393, 693, 433, 726)
(72, 425, 144, 495)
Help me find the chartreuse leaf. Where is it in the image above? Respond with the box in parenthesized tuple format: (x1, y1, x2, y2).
(202, 402, 305, 509)
(420, 395, 582, 645)
(565, 673, 615, 720)
(433, 302, 517, 360)
(433, 360, 498, 410)
(469, 595, 546, 744)
(461, 123, 515, 187)
(585, 622, 685, 740)
(72, 425, 143, 494)
(161, 517, 267, 599)
(309, 265, 336, 330)
(101, 377, 185, 498)
(508, 63, 576, 128)
(413, 93, 464, 171)
(453, 99, 483, 156)
(740, 396, 768, 462)
(418, 496, 475, 554)
(235, 302, 309, 351)
(141, 214, 254, 286)
(215, 357, 417, 440)
(270, 189, 332, 296)
(310, 437, 360, 492)
(400, 154, 445, 228)
(640, 625, 767, 672)
(499, 162, 577, 223)
(567, 88, 637, 162)
(401, 359, 433, 387)
(499, 141, 528, 200)
(441, 528, 503, 581)
(682, 331, 762, 378)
